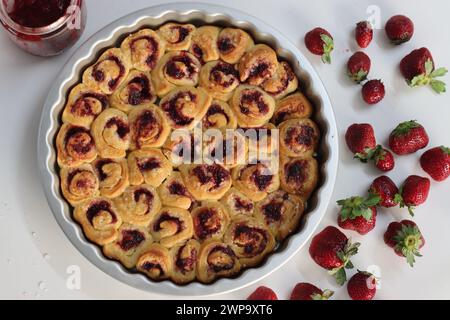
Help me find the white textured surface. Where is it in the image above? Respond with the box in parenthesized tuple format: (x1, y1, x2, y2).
(0, 0, 449, 300)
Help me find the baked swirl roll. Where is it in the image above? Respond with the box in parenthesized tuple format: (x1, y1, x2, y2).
(60, 164, 99, 206)
(157, 171, 192, 210)
(189, 26, 220, 64)
(271, 92, 313, 126)
(57, 124, 98, 168)
(203, 130, 248, 168)
(121, 29, 165, 72)
(93, 158, 129, 198)
(62, 84, 109, 128)
(220, 187, 255, 217)
(243, 123, 278, 156)
(73, 197, 122, 245)
(279, 118, 320, 157)
(254, 190, 305, 241)
(202, 100, 237, 130)
(191, 202, 231, 242)
(152, 51, 201, 97)
(224, 216, 275, 267)
(238, 44, 278, 86)
(217, 28, 254, 64)
(230, 85, 276, 128)
(137, 243, 173, 280)
(128, 148, 172, 187)
(197, 241, 241, 283)
(114, 185, 161, 227)
(261, 61, 298, 100)
(150, 207, 194, 248)
(83, 48, 130, 94)
(159, 86, 211, 130)
(128, 104, 170, 150)
(158, 23, 196, 51)
(199, 61, 240, 101)
(179, 164, 232, 200)
(162, 131, 200, 167)
(110, 70, 157, 113)
(103, 223, 153, 268)
(91, 108, 130, 159)
(170, 239, 200, 284)
(280, 156, 319, 199)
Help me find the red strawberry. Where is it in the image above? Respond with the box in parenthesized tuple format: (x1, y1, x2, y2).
(385, 15, 414, 44)
(355, 21, 373, 48)
(290, 283, 334, 300)
(347, 52, 371, 83)
(420, 146, 450, 181)
(347, 271, 377, 300)
(337, 195, 380, 235)
(384, 220, 425, 267)
(309, 226, 360, 285)
(369, 176, 399, 208)
(247, 286, 278, 300)
(395, 175, 431, 216)
(389, 120, 429, 155)
(362, 79, 385, 104)
(345, 123, 377, 160)
(373, 146, 395, 172)
(304, 27, 334, 64)
(400, 48, 447, 93)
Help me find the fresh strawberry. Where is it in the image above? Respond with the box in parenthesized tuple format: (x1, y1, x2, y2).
(369, 176, 399, 208)
(400, 48, 447, 94)
(247, 286, 278, 300)
(347, 271, 377, 300)
(384, 220, 425, 267)
(373, 146, 395, 172)
(347, 52, 371, 83)
(345, 123, 377, 160)
(385, 15, 414, 44)
(290, 283, 334, 300)
(395, 175, 431, 216)
(304, 27, 334, 64)
(355, 21, 373, 48)
(309, 226, 360, 285)
(389, 120, 429, 155)
(420, 146, 450, 181)
(337, 195, 380, 235)
(362, 79, 385, 104)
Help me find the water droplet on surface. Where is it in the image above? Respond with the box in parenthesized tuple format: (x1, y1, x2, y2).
(7, 258, 12, 264)
(31, 232, 37, 237)
(38, 281, 46, 291)
(43, 253, 51, 261)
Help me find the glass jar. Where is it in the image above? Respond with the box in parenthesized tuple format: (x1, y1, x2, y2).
(0, 0, 87, 56)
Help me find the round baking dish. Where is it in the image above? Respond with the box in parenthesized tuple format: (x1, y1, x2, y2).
(37, 2, 338, 296)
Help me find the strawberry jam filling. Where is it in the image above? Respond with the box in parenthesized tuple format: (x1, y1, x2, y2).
(67, 169, 95, 190)
(118, 229, 145, 251)
(250, 167, 273, 191)
(165, 53, 198, 79)
(262, 200, 283, 223)
(285, 125, 316, 147)
(191, 44, 204, 64)
(234, 225, 268, 256)
(168, 182, 188, 196)
(86, 200, 117, 225)
(192, 164, 230, 190)
(208, 246, 236, 272)
(71, 92, 109, 116)
(133, 110, 160, 148)
(137, 157, 160, 172)
(95, 159, 114, 181)
(239, 90, 269, 115)
(133, 188, 154, 210)
(233, 196, 254, 213)
(217, 37, 234, 54)
(285, 160, 308, 184)
(126, 75, 153, 105)
(203, 104, 229, 128)
(141, 262, 165, 275)
(210, 62, 239, 88)
(267, 63, 295, 95)
(194, 208, 221, 240)
(64, 126, 95, 155)
(153, 213, 183, 233)
(160, 92, 197, 127)
(169, 26, 190, 44)
(92, 56, 126, 91)
(175, 246, 197, 273)
(105, 117, 130, 139)
(130, 36, 160, 69)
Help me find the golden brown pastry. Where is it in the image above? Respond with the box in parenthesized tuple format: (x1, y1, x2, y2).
(158, 23, 196, 51)
(279, 156, 319, 199)
(110, 70, 157, 113)
(103, 223, 153, 268)
(220, 187, 255, 217)
(128, 148, 172, 187)
(82, 48, 131, 94)
(224, 215, 275, 267)
(189, 26, 220, 64)
(243, 123, 278, 156)
(279, 118, 320, 157)
(203, 129, 248, 168)
(202, 100, 237, 130)
(137, 243, 173, 280)
(62, 84, 109, 128)
(128, 104, 170, 150)
(159, 86, 211, 130)
(91, 108, 130, 159)
(179, 164, 232, 201)
(60, 164, 99, 206)
(57, 124, 98, 168)
(261, 61, 298, 100)
(217, 28, 254, 64)
(93, 158, 129, 198)
(152, 51, 202, 97)
(114, 184, 161, 227)
(271, 92, 313, 126)
(121, 29, 166, 72)
(162, 131, 199, 167)
(150, 207, 194, 248)
(254, 190, 305, 241)
(238, 44, 278, 86)
(230, 85, 275, 128)
(157, 171, 192, 210)
(170, 239, 200, 284)
(197, 241, 241, 283)
(191, 201, 231, 242)
(199, 61, 240, 101)
(73, 197, 122, 245)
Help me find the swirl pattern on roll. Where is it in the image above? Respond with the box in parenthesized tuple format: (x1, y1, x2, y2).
(238, 44, 278, 86)
(202, 100, 237, 130)
(157, 171, 192, 210)
(199, 61, 240, 101)
(271, 92, 313, 126)
(261, 61, 298, 100)
(150, 207, 194, 248)
(60, 164, 99, 206)
(128, 148, 172, 187)
(93, 158, 129, 198)
(197, 241, 241, 283)
(137, 243, 173, 280)
(280, 156, 319, 199)
(189, 26, 220, 64)
(57, 124, 98, 168)
(170, 239, 200, 284)
(158, 23, 196, 51)
(191, 201, 231, 242)
(279, 118, 320, 157)
(217, 28, 254, 64)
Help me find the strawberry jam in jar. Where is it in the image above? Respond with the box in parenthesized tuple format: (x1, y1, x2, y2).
(0, 0, 86, 56)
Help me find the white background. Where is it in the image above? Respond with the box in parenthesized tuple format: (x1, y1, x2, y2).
(0, 0, 449, 300)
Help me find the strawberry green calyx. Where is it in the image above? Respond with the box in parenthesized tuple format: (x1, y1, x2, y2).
(394, 192, 415, 216)
(393, 224, 423, 267)
(391, 120, 420, 136)
(320, 34, 334, 64)
(348, 69, 368, 83)
(337, 194, 380, 221)
(409, 59, 448, 94)
(354, 145, 380, 162)
(311, 289, 335, 300)
(328, 240, 360, 286)
(441, 146, 450, 155)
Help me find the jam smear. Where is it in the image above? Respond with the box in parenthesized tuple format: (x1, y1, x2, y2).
(65, 126, 94, 155)
(94, 159, 113, 181)
(130, 36, 159, 69)
(137, 157, 161, 172)
(234, 225, 268, 255)
(170, 26, 190, 44)
(141, 261, 164, 275)
(203, 104, 229, 128)
(251, 168, 273, 191)
(67, 169, 94, 190)
(233, 196, 254, 213)
(286, 160, 308, 184)
(249, 62, 270, 79)
(133, 110, 159, 149)
(161, 92, 196, 127)
(86, 200, 117, 225)
(267, 62, 295, 95)
(175, 246, 197, 273)
(285, 125, 316, 147)
(9, 0, 71, 28)
(71, 92, 109, 117)
(127, 76, 152, 105)
(168, 182, 187, 196)
(240, 90, 269, 115)
(192, 164, 230, 190)
(133, 188, 154, 207)
(194, 209, 221, 240)
(153, 213, 183, 233)
(92, 56, 126, 91)
(191, 44, 204, 64)
(165, 54, 198, 79)
(208, 246, 236, 272)
(210, 62, 239, 88)
(118, 229, 145, 251)
(105, 117, 130, 139)
(217, 37, 234, 53)
(262, 200, 283, 223)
